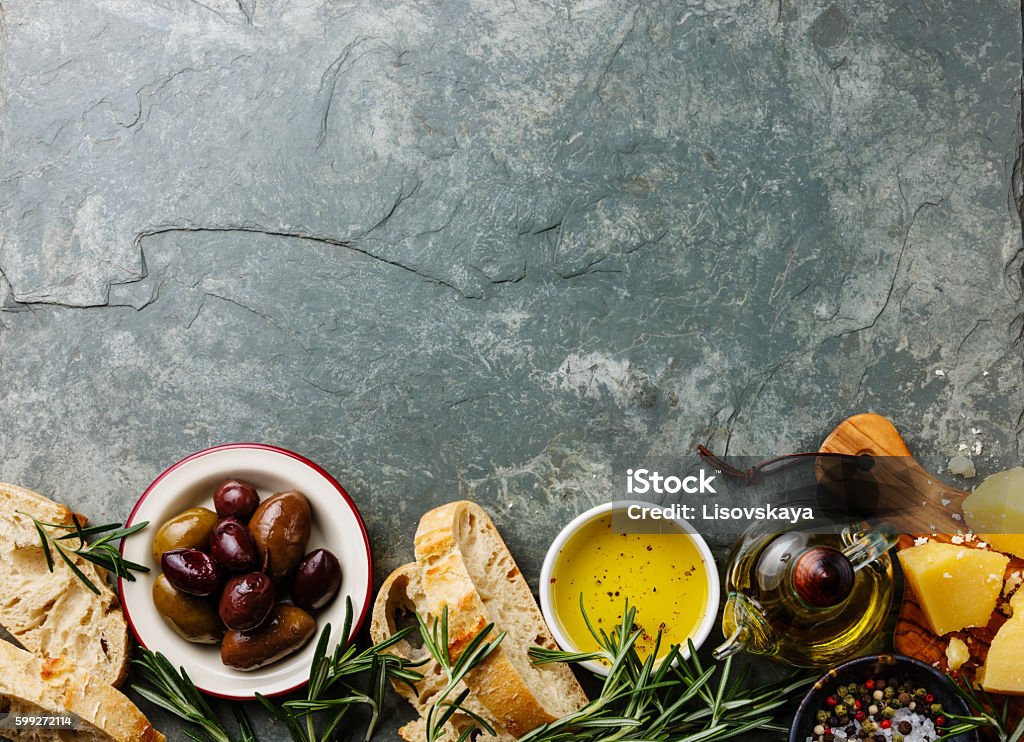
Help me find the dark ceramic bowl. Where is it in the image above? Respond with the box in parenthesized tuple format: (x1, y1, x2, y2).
(788, 654, 979, 742)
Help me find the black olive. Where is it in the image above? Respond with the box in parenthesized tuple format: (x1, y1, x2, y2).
(213, 479, 260, 520)
(161, 548, 224, 596)
(219, 573, 276, 631)
(290, 548, 342, 611)
(209, 517, 258, 572)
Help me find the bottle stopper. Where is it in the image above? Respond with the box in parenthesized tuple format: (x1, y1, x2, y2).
(792, 546, 855, 608)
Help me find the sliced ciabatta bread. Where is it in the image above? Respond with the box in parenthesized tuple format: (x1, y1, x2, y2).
(0, 640, 164, 742)
(0, 482, 131, 687)
(371, 563, 516, 742)
(414, 501, 588, 737)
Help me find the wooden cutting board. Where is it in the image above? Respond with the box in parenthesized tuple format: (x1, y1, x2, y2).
(820, 413, 1023, 718)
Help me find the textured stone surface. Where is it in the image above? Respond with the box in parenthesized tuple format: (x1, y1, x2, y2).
(1, 0, 1022, 739)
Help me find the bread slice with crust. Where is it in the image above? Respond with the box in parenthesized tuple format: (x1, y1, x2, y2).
(0, 482, 131, 687)
(0, 639, 164, 742)
(370, 563, 516, 742)
(414, 501, 588, 738)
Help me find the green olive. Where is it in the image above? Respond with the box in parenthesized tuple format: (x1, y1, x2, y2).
(151, 574, 224, 643)
(220, 604, 316, 670)
(152, 507, 218, 561)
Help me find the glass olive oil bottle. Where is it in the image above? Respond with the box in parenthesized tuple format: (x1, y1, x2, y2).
(716, 526, 896, 668)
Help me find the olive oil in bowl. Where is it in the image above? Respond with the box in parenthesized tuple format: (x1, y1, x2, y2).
(541, 503, 719, 674)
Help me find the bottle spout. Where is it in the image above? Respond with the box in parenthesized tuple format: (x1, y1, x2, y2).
(843, 524, 898, 572)
(713, 624, 750, 660)
(716, 592, 769, 660)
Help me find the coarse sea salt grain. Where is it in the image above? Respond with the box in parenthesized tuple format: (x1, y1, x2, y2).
(947, 454, 976, 478)
(806, 708, 937, 742)
(914, 536, 930, 546)
(951, 535, 965, 544)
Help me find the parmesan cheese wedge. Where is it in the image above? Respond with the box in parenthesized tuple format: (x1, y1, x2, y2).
(898, 541, 1008, 635)
(963, 467, 1024, 558)
(980, 603, 1024, 694)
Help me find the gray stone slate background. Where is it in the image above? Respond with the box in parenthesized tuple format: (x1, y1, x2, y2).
(1, 0, 1022, 739)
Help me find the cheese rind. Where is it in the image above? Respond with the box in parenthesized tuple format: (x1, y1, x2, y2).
(898, 541, 1009, 635)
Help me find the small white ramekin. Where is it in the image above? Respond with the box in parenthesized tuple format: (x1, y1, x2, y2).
(539, 500, 720, 676)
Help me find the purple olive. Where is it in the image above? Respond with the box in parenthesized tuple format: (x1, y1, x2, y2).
(290, 549, 342, 612)
(209, 518, 258, 572)
(161, 548, 223, 597)
(213, 479, 260, 520)
(219, 573, 276, 631)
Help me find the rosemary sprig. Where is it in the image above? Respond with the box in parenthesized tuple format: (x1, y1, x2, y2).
(256, 595, 425, 742)
(133, 596, 423, 742)
(941, 674, 1024, 742)
(19, 510, 150, 595)
(415, 606, 507, 742)
(132, 649, 254, 742)
(521, 599, 814, 742)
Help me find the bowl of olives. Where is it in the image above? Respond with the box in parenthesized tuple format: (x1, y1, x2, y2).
(119, 444, 372, 699)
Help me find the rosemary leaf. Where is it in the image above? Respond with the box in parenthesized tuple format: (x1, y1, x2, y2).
(433, 687, 474, 732)
(232, 707, 256, 742)
(415, 606, 507, 742)
(529, 647, 606, 665)
(944, 674, 1024, 742)
(132, 650, 236, 742)
(19, 510, 150, 592)
(256, 692, 307, 741)
(245, 596, 427, 742)
(514, 600, 814, 742)
(54, 543, 100, 594)
(1009, 720, 1024, 742)
(32, 520, 55, 571)
(54, 521, 126, 540)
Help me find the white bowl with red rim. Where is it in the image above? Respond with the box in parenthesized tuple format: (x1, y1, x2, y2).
(119, 443, 372, 699)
